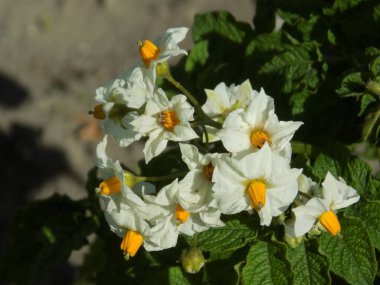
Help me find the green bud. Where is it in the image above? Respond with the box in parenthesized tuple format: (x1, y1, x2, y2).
(285, 234, 303, 248)
(156, 61, 171, 77)
(366, 80, 380, 96)
(181, 247, 205, 274)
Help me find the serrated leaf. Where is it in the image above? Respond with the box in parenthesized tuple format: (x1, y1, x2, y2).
(323, 0, 366, 16)
(370, 56, 380, 76)
(192, 11, 248, 43)
(0, 195, 99, 284)
(344, 157, 373, 196)
(286, 239, 331, 285)
(185, 40, 209, 73)
(312, 147, 351, 180)
(192, 215, 258, 253)
(347, 200, 380, 250)
(336, 72, 366, 96)
(319, 216, 377, 285)
(258, 45, 319, 93)
(242, 241, 293, 285)
(359, 93, 377, 116)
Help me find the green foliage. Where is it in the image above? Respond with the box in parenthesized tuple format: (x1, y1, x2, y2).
(242, 240, 293, 285)
(0, 194, 99, 284)
(319, 216, 377, 285)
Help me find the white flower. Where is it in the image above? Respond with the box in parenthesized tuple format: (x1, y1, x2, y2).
(201, 80, 259, 142)
(217, 88, 302, 160)
(131, 89, 198, 163)
(212, 144, 302, 226)
(291, 172, 360, 237)
(138, 27, 188, 70)
(179, 143, 227, 210)
(144, 179, 224, 237)
(93, 66, 155, 147)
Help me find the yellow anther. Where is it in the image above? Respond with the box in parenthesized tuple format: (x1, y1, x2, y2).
(319, 210, 341, 236)
(120, 230, 143, 257)
(247, 180, 266, 211)
(175, 204, 190, 224)
(99, 176, 121, 195)
(89, 104, 106, 120)
(203, 163, 214, 181)
(159, 110, 180, 131)
(250, 130, 271, 149)
(139, 40, 160, 68)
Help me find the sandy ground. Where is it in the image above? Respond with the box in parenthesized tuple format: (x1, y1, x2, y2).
(0, 0, 255, 283)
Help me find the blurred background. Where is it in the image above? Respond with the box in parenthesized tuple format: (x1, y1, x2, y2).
(0, 0, 255, 284)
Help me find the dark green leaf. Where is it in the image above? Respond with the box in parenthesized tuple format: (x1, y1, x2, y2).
(336, 72, 366, 96)
(185, 40, 209, 73)
(359, 93, 377, 116)
(0, 195, 99, 284)
(242, 240, 293, 285)
(319, 216, 377, 285)
(286, 239, 331, 285)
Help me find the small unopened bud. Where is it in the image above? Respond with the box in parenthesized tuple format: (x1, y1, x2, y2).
(181, 247, 205, 274)
(366, 80, 380, 96)
(156, 61, 171, 77)
(285, 234, 303, 248)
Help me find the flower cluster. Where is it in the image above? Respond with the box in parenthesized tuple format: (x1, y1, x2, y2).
(91, 27, 360, 259)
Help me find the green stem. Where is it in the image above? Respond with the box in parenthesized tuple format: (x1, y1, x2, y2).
(137, 171, 188, 182)
(164, 73, 222, 129)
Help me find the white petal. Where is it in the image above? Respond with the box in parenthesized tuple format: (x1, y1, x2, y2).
(179, 143, 203, 170)
(143, 130, 168, 163)
(244, 88, 274, 127)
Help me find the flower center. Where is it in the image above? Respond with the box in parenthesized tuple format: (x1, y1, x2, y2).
(98, 176, 121, 195)
(246, 180, 266, 211)
(203, 163, 214, 181)
(159, 110, 180, 131)
(120, 230, 143, 257)
(139, 40, 160, 68)
(89, 104, 106, 120)
(250, 130, 271, 149)
(175, 204, 190, 224)
(319, 210, 341, 236)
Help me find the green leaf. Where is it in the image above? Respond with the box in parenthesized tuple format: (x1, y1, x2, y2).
(319, 216, 377, 285)
(242, 240, 293, 285)
(336, 72, 366, 96)
(359, 93, 377, 116)
(312, 146, 351, 180)
(185, 40, 209, 73)
(347, 200, 380, 250)
(0, 195, 99, 284)
(362, 109, 380, 143)
(192, 11, 248, 43)
(286, 239, 331, 285)
(344, 157, 373, 196)
(258, 44, 320, 93)
(370, 56, 380, 76)
(191, 214, 258, 253)
(323, 0, 366, 16)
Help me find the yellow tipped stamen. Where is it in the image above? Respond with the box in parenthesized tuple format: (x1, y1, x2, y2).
(139, 40, 160, 68)
(159, 110, 180, 131)
(246, 180, 266, 211)
(250, 130, 271, 149)
(175, 204, 190, 224)
(89, 104, 106, 120)
(203, 163, 214, 181)
(319, 210, 341, 236)
(120, 230, 143, 257)
(99, 176, 121, 195)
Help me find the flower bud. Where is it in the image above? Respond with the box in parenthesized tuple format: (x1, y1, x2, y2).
(285, 234, 303, 248)
(181, 247, 205, 274)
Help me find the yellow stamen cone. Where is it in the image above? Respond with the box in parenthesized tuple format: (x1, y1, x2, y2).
(247, 180, 266, 211)
(250, 130, 271, 149)
(139, 40, 160, 68)
(120, 230, 143, 257)
(319, 210, 341, 236)
(203, 163, 214, 181)
(89, 104, 106, 120)
(159, 110, 180, 131)
(176, 204, 190, 224)
(99, 176, 121, 195)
